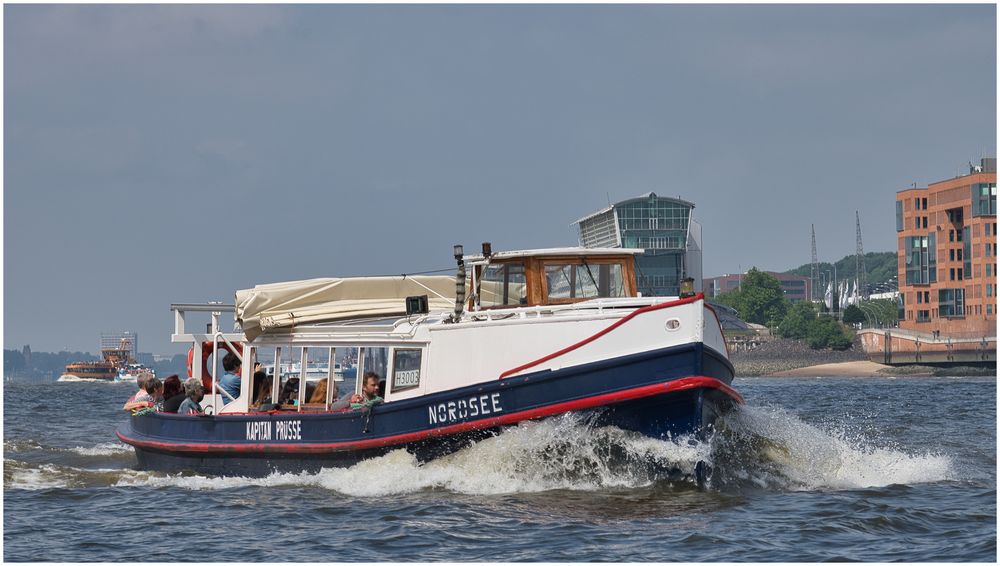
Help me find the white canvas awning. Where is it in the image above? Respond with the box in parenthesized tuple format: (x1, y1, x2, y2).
(235, 275, 459, 340)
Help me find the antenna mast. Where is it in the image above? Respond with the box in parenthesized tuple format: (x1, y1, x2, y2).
(810, 224, 819, 301)
(855, 211, 867, 300)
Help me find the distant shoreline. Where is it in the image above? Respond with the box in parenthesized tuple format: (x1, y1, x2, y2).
(730, 337, 995, 378)
(765, 360, 909, 377)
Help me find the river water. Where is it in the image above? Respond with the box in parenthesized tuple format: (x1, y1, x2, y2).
(3, 376, 995, 561)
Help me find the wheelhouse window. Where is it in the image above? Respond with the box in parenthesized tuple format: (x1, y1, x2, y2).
(479, 262, 527, 307)
(544, 262, 626, 301)
(391, 348, 422, 393)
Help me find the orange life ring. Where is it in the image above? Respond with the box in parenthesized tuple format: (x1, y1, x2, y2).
(186, 341, 244, 391)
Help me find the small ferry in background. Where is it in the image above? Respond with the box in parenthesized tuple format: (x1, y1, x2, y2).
(60, 333, 156, 383)
(60, 360, 118, 381)
(117, 244, 738, 481)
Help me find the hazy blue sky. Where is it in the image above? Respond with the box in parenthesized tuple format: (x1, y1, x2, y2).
(5, 4, 996, 354)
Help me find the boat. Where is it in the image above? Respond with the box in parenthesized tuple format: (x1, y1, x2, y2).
(60, 360, 117, 381)
(61, 335, 154, 382)
(116, 245, 740, 479)
(115, 363, 157, 384)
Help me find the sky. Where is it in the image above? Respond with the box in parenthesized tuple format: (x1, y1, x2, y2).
(4, 4, 996, 354)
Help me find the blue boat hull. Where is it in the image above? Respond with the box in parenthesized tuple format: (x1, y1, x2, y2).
(117, 342, 739, 477)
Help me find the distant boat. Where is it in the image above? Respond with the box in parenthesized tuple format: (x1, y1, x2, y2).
(59, 361, 117, 382)
(60, 335, 154, 383)
(115, 363, 156, 384)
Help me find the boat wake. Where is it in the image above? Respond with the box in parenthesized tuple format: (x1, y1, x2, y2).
(56, 375, 108, 383)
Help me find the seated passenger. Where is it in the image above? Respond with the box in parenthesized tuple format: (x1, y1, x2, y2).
(122, 375, 152, 411)
(252, 368, 272, 407)
(160, 375, 185, 413)
(218, 352, 242, 403)
(124, 376, 160, 412)
(308, 378, 338, 404)
(178, 379, 205, 415)
(278, 377, 300, 406)
(349, 372, 384, 409)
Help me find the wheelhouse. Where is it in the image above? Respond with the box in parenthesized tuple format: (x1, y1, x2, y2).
(465, 247, 643, 309)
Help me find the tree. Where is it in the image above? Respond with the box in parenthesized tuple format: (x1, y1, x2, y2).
(777, 301, 817, 339)
(806, 316, 855, 350)
(728, 268, 789, 326)
(841, 304, 865, 324)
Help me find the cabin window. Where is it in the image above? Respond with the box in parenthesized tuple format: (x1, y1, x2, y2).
(479, 262, 527, 307)
(544, 262, 626, 300)
(391, 349, 422, 392)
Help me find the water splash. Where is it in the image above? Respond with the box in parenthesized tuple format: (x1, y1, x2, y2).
(68, 442, 133, 457)
(710, 405, 955, 491)
(115, 414, 711, 495)
(4, 459, 151, 490)
(12, 406, 955, 496)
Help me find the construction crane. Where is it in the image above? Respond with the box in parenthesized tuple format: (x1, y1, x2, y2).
(855, 211, 867, 300)
(811, 224, 819, 301)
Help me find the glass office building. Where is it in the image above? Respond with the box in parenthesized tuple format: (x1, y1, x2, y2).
(574, 193, 702, 297)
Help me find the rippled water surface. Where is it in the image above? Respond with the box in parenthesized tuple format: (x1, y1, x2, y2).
(4, 377, 996, 561)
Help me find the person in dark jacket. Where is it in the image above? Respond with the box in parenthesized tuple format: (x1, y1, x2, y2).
(160, 375, 186, 413)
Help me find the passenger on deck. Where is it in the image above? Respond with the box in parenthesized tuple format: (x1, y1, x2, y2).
(123, 375, 158, 411)
(160, 375, 186, 413)
(350, 372, 384, 409)
(308, 378, 338, 405)
(122, 375, 152, 411)
(178, 379, 205, 415)
(218, 352, 242, 404)
(252, 364, 272, 407)
(147, 377, 164, 411)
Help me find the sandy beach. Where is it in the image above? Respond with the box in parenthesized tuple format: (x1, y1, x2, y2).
(768, 360, 907, 377)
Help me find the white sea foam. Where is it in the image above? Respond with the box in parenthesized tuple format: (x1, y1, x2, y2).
(113, 407, 955, 496)
(69, 442, 133, 456)
(717, 405, 955, 491)
(114, 415, 710, 495)
(56, 375, 107, 383)
(4, 462, 68, 490)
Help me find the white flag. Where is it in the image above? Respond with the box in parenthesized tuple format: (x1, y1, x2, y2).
(824, 282, 833, 310)
(839, 281, 847, 309)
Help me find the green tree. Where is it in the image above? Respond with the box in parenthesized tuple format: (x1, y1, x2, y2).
(806, 316, 855, 350)
(736, 268, 789, 326)
(841, 304, 865, 324)
(777, 300, 817, 339)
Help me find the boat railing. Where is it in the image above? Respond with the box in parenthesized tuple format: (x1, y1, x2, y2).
(171, 303, 245, 411)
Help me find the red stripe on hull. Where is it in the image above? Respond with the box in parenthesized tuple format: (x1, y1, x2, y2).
(117, 376, 741, 455)
(499, 293, 705, 379)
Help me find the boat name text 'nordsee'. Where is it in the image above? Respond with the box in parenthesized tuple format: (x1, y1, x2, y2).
(429, 393, 502, 425)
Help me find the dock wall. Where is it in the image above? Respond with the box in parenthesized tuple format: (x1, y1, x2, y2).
(859, 328, 996, 365)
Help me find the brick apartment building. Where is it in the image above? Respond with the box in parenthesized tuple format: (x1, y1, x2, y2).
(895, 157, 997, 337)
